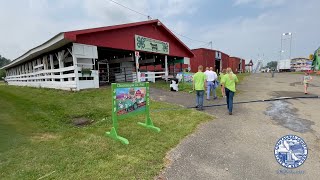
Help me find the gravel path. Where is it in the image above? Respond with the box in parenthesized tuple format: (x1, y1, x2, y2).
(152, 73, 320, 180)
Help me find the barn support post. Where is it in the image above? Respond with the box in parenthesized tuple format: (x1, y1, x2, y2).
(56, 50, 64, 82)
(165, 55, 168, 81)
(70, 47, 80, 91)
(135, 52, 140, 82)
(49, 55, 54, 81)
(43, 56, 48, 81)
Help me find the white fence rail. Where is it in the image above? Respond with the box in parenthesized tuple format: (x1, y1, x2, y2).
(138, 71, 166, 83)
(6, 66, 77, 90)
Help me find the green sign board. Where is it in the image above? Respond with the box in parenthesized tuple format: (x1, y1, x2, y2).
(106, 82, 160, 145)
(135, 35, 169, 54)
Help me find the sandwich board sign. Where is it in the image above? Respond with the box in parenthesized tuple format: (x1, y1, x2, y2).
(106, 82, 160, 144)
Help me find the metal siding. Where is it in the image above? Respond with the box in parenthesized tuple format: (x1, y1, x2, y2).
(190, 49, 202, 72)
(190, 49, 215, 72)
(221, 53, 230, 70)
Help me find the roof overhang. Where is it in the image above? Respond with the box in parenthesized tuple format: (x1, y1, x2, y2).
(2, 33, 72, 70)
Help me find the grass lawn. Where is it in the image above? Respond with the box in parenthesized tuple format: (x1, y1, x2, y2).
(0, 85, 211, 179)
(150, 73, 250, 97)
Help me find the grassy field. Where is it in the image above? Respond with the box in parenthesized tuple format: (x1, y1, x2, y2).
(150, 73, 250, 97)
(0, 85, 211, 179)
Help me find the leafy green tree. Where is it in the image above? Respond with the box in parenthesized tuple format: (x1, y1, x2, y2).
(0, 55, 11, 79)
(265, 61, 278, 69)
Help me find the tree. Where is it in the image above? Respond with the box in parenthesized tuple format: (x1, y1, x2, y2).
(0, 55, 11, 79)
(265, 61, 278, 69)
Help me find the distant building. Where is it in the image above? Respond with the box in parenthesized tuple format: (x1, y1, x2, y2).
(245, 60, 254, 73)
(290, 58, 312, 72)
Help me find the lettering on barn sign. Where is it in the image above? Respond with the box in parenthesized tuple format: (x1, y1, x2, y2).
(135, 35, 169, 54)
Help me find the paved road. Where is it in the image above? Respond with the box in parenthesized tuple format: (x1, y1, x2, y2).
(152, 73, 320, 180)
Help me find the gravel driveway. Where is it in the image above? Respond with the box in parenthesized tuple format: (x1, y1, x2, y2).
(151, 73, 320, 180)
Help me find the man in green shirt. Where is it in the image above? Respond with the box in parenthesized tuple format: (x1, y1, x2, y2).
(193, 65, 207, 111)
(221, 68, 239, 115)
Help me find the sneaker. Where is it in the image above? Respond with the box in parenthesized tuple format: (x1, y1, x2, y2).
(214, 97, 218, 100)
(195, 105, 199, 108)
(229, 112, 232, 115)
(206, 99, 210, 101)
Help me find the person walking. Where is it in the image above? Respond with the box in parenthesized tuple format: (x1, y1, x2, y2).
(219, 69, 226, 97)
(205, 67, 218, 100)
(303, 72, 313, 94)
(221, 68, 239, 115)
(204, 67, 210, 74)
(193, 65, 207, 111)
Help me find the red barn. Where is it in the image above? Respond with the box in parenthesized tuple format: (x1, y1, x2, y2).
(2, 19, 194, 90)
(190, 48, 230, 73)
(229, 57, 245, 73)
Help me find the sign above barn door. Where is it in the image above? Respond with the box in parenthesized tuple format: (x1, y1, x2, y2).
(135, 35, 169, 55)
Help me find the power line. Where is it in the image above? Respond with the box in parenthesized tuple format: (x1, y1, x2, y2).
(170, 30, 209, 44)
(191, 42, 211, 49)
(107, 0, 210, 44)
(108, 0, 150, 18)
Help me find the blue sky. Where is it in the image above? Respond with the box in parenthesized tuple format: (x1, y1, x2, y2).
(0, 0, 319, 65)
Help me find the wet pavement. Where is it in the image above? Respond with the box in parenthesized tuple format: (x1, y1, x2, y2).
(265, 100, 315, 133)
(152, 73, 320, 180)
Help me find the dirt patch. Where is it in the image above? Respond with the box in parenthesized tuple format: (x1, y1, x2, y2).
(31, 133, 59, 142)
(290, 82, 319, 87)
(270, 91, 316, 97)
(72, 117, 94, 127)
(265, 100, 314, 133)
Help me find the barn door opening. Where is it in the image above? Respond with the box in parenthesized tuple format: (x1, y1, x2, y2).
(215, 59, 221, 74)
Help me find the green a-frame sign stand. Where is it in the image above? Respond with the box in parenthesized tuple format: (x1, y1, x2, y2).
(106, 82, 160, 145)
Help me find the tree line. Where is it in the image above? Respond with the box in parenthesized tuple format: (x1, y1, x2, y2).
(0, 55, 11, 79)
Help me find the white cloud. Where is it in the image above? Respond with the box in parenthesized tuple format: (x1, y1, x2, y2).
(198, 0, 320, 62)
(0, 0, 318, 65)
(0, 0, 199, 60)
(233, 0, 288, 7)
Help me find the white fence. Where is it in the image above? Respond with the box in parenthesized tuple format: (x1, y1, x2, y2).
(138, 71, 169, 82)
(6, 66, 77, 90)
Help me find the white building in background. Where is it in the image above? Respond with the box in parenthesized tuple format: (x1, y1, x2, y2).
(290, 58, 312, 72)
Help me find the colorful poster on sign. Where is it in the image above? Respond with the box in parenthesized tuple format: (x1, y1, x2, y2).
(115, 87, 146, 116)
(177, 72, 194, 83)
(106, 82, 160, 145)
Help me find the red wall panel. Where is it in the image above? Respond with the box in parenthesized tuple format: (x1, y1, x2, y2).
(242, 59, 246, 73)
(191, 48, 230, 73)
(221, 53, 230, 70)
(74, 24, 192, 58)
(229, 57, 242, 73)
